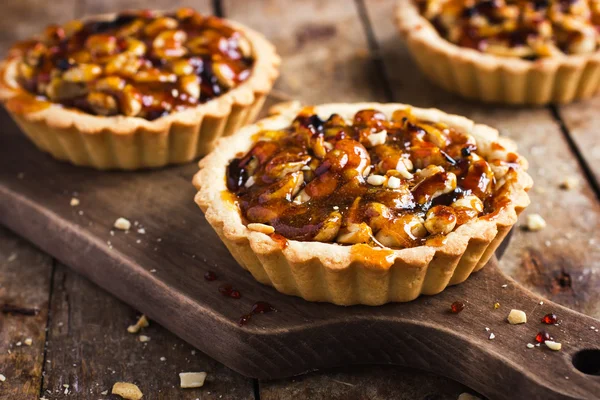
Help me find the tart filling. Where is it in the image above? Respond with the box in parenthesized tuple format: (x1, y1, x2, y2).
(226, 106, 525, 249)
(9, 8, 254, 120)
(418, 0, 600, 59)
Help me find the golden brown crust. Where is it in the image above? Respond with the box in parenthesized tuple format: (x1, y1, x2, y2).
(0, 14, 280, 170)
(395, 0, 600, 105)
(192, 102, 533, 305)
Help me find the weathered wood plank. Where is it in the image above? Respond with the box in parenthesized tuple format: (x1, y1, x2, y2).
(364, 0, 600, 318)
(0, 0, 79, 55)
(39, 264, 254, 400)
(0, 225, 53, 399)
(82, 0, 213, 16)
(557, 100, 600, 189)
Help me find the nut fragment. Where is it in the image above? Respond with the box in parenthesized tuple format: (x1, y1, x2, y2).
(507, 309, 527, 325)
(179, 372, 207, 389)
(87, 91, 118, 116)
(386, 176, 401, 189)
(62, 64, 102, 82)
(179, 75, 200, 99)
(121, 85, 142, 117)
(337, 222, 372, 244)
(526, 214, 546, 231)
(424, 205, 457, 235)
(247, 223, 275, 235)
(112, 382, 143, 400)
(127, 315, 149, 334)
(367, 174, 385, 186)
(114, 217, 131, 231)
(213, 62, 236, 88)
(544, 340, 562, 351)
(367, 130, 387, 147)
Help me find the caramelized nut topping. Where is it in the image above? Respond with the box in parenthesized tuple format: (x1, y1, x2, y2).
(419, 0, 600, 59)
(11, 9, 254, 120)
(227, 107, 523, 249)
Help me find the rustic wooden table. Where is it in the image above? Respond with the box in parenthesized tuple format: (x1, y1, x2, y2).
(1, 0, 599, 399)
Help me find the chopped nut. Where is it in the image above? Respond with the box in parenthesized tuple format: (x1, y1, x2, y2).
(70, 198, 80, 206)
(127, 315, 149, 334)
(24, 338, 32, 346)
(395, 158, 414, 179)
(87, 91, 118, 116)
(507, 309, 527, 324)
(488, 333, 496, 340)
(545, 340, 562, 351)
(526, 214, 546, 231)
(367, 130, 387, 147)
(112, 382, 143, 400)
(248, 223, 275, 234)
(179, 75, 200, 99)
(367, 174, 386, 186)
(138, 335, 151, 343)
(114, 217, 131, 231)
(0, 374, 5, 382)
(62, 63, 102, 82)
(560, 176, 578, 190)
(386, 176, 401, 189)
(179, 372, 207, 388)
(213, 62, 236, 88)
(526, 343, 535, 349)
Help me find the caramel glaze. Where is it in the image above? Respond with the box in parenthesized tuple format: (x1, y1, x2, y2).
(227, 107, 521, 250)
(10, 9, 254, 120)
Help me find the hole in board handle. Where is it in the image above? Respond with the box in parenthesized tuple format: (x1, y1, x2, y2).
(572, 349, 600, 375)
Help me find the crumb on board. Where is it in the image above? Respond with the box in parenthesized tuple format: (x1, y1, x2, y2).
(488, 333, 496, 340)
(139, 335, 151, 343)
(24, 338, 32, 346)
(507, 309, 527, 325)
(114, 217, 132, 231)
(527, 343, 535, 349)
(0, 374, 6, 382)
(112, 382, 143, 400)
(545, 340, 562, 351)
(179, 372, 207, 389)
(127, 315, 149, 334)
(70, 198, 80, 206)
(560, 176, 578, 190)
(525, 214, 546, 231)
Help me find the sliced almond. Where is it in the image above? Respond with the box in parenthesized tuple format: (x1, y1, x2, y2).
(247, 223, 275, 235)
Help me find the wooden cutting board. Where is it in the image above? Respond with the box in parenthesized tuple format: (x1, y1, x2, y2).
(1, 110, 599, 400)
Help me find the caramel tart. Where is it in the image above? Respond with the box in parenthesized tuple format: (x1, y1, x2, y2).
(193, 103, 532, 305)
(0, 9, 279, 169)
(396, 0, 600, 104)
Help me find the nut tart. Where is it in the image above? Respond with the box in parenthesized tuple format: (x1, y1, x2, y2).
(0, 9, 279, 170)
(396, 0, 600, 105)
(193, 103, 532, 305)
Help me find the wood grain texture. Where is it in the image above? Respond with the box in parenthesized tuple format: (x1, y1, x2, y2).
(0, 226, 53, 399)
(1, 120, 600, 399)
(364, 0, 600, 318)
(40, 264, 253, 399)
(558, 99, 600, 188)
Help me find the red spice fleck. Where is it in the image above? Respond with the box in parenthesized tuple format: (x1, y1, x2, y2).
(204, 271, 217, 281)
(238, 301, 277, 326)
(535, 331, 553, 343)
(218, 284, 241, 299)
(541, 313, 557, 324)
(450, 301, 465, 313)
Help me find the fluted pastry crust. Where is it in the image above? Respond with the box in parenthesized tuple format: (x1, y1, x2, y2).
(193, 103, 532, 305)
(0, 12, 280, 170)
(396, 0, 600, 105)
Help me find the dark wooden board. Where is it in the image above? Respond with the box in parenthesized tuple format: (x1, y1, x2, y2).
(1, 111, 600, 400)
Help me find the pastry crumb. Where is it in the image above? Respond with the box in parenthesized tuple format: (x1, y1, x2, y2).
(138, 335, 151, 343)
(179, 372, 207, 388)
(526, 343, 535, 349)
(545, 340, 562, 351)
(488, 333, 496, 340)
(101, 390, 108, 395)
(0, 374, 5, 382)
(24, 338, 32, 346)
(114, 217, 131, 231)
(247, 223, 275, 234)
(70, 198, 80, 206)
(507, 309, 527, 325)
(526, 214, 546, 231)
(137, 228, 146, 234)
(160, 356, 166, 361)
(112, 382, 143, 400)
(127, 315, 149, 334)
(560, 176, 578, 190)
